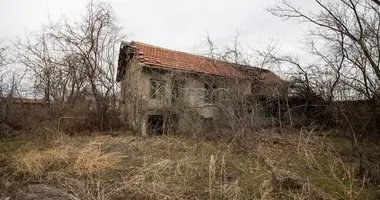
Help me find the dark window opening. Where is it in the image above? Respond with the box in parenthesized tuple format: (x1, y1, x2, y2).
(203, 117, 214, 132)
(205, 83, 217, 104)
(148, 115, 164, 135)
(150, 79, 166, 99)
(172, 80, 183, 103)
(265, 105, 274, 118)
(259, 97, 278, 118)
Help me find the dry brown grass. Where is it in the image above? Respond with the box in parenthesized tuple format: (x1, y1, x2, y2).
(71, 141, 121, 176)
(1, 130, 380, 200)
(10, 146, 70, 178)
(9, 137, 121, 179)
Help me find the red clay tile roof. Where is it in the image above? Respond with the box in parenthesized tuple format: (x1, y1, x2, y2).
(118, 41, 282, 84)
(130, 41, 247, 78)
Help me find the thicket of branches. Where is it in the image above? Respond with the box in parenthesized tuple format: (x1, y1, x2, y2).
(267, 0, 380, 100)
(247, 0, 380, 136)
(0, 1, 125, 135)
(1, 0, 380, 139)
(246, 0, 380, 184)
(0, 0, 379, 197)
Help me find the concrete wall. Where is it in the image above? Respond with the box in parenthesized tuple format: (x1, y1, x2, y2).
(120, 61, 281, 135)
(120, 57, 145, 134)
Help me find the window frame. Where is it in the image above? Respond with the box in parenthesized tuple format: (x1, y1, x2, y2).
(150, 79, 166, 99)
(204, 82, 218, 104)
(172, 80, 184, 103)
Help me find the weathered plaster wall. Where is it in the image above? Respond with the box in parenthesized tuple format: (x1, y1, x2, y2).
(120, 62, 280, 135)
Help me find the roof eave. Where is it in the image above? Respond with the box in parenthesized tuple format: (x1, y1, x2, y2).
(141, 63, 248, 79)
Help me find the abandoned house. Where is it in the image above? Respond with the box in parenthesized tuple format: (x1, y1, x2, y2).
(116, 41, 285, 136)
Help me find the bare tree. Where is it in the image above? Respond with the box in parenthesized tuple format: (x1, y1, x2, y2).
(265, 0, 380, 181)
(46, 0, 125, 128)
(0, 39, 10, 68)
(0, 39, 26, 137)
(269, 0, 380, 101)
(18, 32, 58, 106)
(0, 39, 10, 123)
(17, 0, 125, 131)
(0, 39, 16, 103)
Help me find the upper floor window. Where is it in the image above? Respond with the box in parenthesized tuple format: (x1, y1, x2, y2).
(150, 79, 166, 99)
(172, 80, 183, 103)
(205, 83, 217, 104)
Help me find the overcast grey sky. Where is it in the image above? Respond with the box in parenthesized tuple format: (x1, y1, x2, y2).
(0, 0, 315, 56)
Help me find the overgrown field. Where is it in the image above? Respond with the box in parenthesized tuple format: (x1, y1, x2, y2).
(0, 129, 379, 200)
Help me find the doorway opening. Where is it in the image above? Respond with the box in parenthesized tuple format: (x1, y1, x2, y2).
(148, 115, 164, 135)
